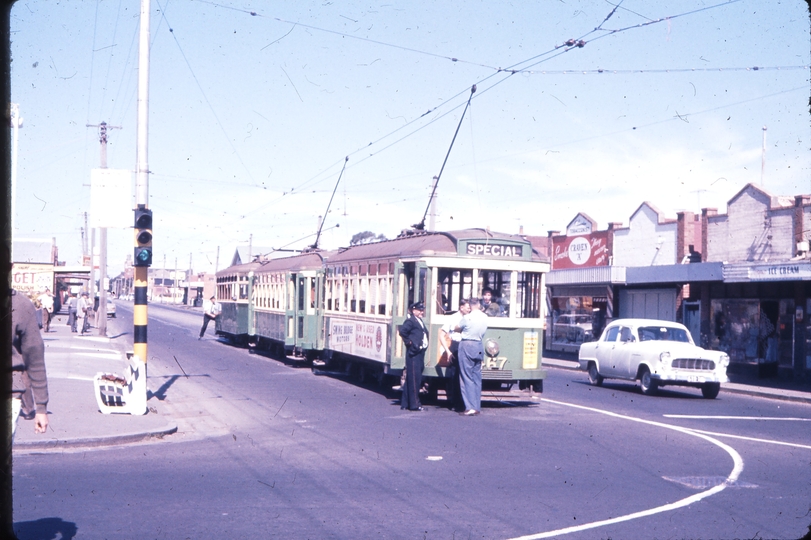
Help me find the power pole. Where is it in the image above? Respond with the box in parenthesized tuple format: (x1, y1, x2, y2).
(87, 121, 120, 336)
(248, 234, 253, 262)
(133, 0, 152, 378)
(215, 246, 220, 274)
(761, 126, 767, 186)
(174, 257, 178, 304)
(428, 176, 438, 232)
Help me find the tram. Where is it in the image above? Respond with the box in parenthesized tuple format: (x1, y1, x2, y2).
(217, 228, 550, 396)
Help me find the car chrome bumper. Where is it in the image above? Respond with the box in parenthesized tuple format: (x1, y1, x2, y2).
(652, 370, 729, 384)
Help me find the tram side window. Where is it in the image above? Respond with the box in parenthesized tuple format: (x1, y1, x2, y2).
(436, 268, 473, 314)
(516, 272, 542, 319)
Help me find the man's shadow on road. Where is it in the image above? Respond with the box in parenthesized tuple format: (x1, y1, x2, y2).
(14, 517, 78, 540)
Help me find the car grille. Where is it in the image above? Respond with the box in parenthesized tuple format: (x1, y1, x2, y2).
(672, 358, 716, 370)
(483, 370, 513, 380)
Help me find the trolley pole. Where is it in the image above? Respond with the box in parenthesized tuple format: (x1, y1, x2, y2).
(133, 0, 152, 365)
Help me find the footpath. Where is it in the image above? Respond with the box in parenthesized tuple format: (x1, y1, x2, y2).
(13, 308, 177, 452)
(13, 303, 811, 452)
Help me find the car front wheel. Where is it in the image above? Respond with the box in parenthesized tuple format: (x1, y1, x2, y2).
(588, 363, 603, 386)
(640, 368, 658, 396)
(701, 382, 720, 399)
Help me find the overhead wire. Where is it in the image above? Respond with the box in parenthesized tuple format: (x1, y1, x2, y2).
(153, 0, 779, 254)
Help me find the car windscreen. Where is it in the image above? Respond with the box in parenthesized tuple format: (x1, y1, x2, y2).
(638, 326, 691, 343)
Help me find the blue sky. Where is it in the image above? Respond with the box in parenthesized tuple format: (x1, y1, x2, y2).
(10, 0, 810, 275)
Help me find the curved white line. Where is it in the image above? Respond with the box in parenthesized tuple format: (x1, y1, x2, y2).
(507, 398, 744, 540)
(663, 415, 810, 421)
(681, 428, 811, 450)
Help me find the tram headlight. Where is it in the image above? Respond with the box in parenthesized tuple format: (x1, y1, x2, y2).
(484, 338, 500, 357)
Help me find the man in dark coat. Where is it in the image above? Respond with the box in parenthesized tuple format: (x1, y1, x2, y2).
(11, 290, 49, 439)
(398, 301, 429, 411)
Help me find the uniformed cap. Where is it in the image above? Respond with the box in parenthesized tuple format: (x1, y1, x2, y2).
(410, 302, 425, 311)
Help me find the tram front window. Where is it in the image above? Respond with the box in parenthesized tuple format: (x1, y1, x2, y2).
(436, 268, 542, 318)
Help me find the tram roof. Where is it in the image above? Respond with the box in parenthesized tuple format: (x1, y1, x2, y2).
(215, 260, 263, 278)
(255, 250, 334, 273)
(327, 228, 548, 263)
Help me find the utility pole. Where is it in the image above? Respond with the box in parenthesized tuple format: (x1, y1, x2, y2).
(248, 234, 253, 262)
(761, 126, 767, 186)
(133, 0, 152, 372)
(215, 246, 220, 274)
(82, 212, 89, 261)
(428, 176, 438, 232)
(87, 121, 120, 336)
(9, 103, 22, 254)
(174, 257, 178, 304)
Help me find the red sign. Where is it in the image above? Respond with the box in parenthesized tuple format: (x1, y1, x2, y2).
(551, 231, 609, 269)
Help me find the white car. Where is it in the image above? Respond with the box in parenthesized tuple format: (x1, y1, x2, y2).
(578, 319, 729, 399)
(106, 298, 116, 318)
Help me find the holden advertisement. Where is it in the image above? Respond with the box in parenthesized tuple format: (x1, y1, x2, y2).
(551, 231, 609, 269)
(328, 318, 388, 363)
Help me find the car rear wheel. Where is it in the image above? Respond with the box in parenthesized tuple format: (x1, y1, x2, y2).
(588, 363, 603, 386)
(640, 368, 658, 396)
(701, 382, 720, 399)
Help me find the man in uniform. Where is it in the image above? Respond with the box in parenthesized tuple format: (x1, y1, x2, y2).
(398, 302, 429, 411)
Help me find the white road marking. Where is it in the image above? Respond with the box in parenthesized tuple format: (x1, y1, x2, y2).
(677, 428, 811, 450)
(425, 456, 443, 461)
(506, 398, 744, 540)
(664, 415, 810, 421)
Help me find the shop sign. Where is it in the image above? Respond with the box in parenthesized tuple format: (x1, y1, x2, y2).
(566, 215, 593, 236)
(12, 263, 54, 295)
(328, 317, 387, 362)
(748, 263, 811, 281)
(465, 243, 523, 259)
(551, 231, 609, 270)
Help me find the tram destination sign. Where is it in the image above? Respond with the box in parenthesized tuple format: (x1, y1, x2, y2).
(465, 242, 524, 259)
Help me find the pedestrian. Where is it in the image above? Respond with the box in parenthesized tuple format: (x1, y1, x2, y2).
(67, 292, 77, 332)
(199, 295, 221, 339)
(76, 292, 89, 335)
(37, 288, 55, 332)
(10, 289, 49, 441)
(398, 301, 429, 411)
(481, 287, 503, 317)
(439, 299, 471, 411)
(454, 297, 488, 416)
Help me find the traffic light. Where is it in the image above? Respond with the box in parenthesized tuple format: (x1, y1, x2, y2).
(133, 208, 153, 267)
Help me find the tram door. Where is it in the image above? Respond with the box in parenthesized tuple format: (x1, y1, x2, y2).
(392, 262, 427, 370)
(285, 273, 297, 350)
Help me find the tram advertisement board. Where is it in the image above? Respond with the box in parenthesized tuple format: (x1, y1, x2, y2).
(328, 317, 387, 363)
(12, 263, 54, 296)
(551, 230, 609, 270)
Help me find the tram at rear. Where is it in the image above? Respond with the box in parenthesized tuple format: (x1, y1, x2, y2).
(214, 260, 261, 345)
(320, 228, 549, 398)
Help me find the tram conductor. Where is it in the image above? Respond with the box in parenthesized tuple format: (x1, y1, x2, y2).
(399, 301, 429, 411)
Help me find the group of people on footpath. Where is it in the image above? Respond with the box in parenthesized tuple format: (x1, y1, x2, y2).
(398, 294, 490, 416)
(65, 290, 93, 334)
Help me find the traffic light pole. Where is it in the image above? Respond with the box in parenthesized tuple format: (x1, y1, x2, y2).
(134, 0, 151, 365)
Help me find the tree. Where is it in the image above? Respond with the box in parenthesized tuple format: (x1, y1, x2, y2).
(350, 231, 387, 246)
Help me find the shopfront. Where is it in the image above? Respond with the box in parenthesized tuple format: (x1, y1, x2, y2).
(545, 267, 626, 353)
(705, 262, 811, 376)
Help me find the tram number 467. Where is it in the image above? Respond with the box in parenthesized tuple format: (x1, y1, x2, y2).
(483, 357, 508, 370)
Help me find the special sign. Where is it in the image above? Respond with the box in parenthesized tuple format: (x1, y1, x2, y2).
(329, 317, 387, 363)
(466, 243, 523, 259)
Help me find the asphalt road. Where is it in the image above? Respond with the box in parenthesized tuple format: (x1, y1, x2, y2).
(13, 301, 811, 539)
